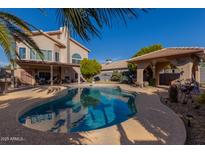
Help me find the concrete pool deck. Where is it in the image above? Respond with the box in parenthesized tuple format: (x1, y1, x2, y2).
(0, 84, 186, 145)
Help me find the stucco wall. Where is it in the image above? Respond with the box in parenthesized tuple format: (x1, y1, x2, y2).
(16, 35, 61, 62)
(48, 29, 69, 63)
(62, 67, 77, 82)
(16, 32, 89, 64)
(69, 40, 88, 63)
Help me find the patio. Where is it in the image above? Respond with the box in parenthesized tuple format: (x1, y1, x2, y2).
(15, 60, 82, 86)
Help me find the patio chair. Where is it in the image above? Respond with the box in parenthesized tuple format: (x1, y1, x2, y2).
(181, 84, 194, 104)
(39, 78, 46, 85)
(65, 76, 71, 83)
(179, 79, 200, 104)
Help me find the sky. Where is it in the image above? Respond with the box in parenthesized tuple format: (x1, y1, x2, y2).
(1, 8, 205, 65)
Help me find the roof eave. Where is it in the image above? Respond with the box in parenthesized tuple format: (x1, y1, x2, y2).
(69, 38, 91, 52)
(16, 59, 80, 67)
(128, 48, 205, 63)
(31, 30, 66, 48)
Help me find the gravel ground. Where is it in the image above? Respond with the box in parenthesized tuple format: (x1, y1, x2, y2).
(156, 86, 205, 145)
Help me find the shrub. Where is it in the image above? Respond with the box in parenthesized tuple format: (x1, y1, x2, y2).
(86, 78, 93, 83)
(111, 71, 122, 82)
(197, 93, 205, 104)
(120, 75, 127, 83)
(128, 63, 137, 75)
(149, 78, 156, 86)
(80, 58, 101, 82)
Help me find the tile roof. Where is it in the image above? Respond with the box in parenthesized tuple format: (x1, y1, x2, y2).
(32, 29, 90, 52)
(32, 30, 66, 48)
(101, 60, 128, 71)
(129, 47, 205, 62)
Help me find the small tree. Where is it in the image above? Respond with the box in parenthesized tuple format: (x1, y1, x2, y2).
(80, 58, 101, 82)
(128, 63, 137, 74)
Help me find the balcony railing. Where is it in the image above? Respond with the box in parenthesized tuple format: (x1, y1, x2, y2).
(18, 48, 61, 62)
(30, 49, 53, 61)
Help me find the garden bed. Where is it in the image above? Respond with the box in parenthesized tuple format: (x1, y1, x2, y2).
(158, 87, 205, 144)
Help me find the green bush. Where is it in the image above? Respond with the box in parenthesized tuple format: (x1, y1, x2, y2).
(80, 58, 101, 82)
(128, 63, 137, 75)
(149, 78, 156, 86)
(197, 93, 205, 104)
(86, 78, 93, 83)
(111, 71, 122, 82)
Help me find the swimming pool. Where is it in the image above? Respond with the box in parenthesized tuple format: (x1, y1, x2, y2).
(19, 87, 137, 133)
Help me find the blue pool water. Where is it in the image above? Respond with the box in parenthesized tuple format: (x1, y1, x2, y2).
(19, 87, 137, 133)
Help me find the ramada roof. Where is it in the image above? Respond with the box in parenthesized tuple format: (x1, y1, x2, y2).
(102, 60, 128, 71)
(128, 47, 205, 62)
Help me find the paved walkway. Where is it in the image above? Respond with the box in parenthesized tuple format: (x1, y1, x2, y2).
(0, 84, 186, 145)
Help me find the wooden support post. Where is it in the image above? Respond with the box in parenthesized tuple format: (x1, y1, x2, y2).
(50, 65, 53, 86)
(78, 72, 80, 84)
(10, 64, 15, 88)
(60, 66, 63, 84)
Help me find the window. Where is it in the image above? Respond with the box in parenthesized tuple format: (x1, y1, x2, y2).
(72, 53, 82, 64)
(55, 52, 60, 62)
(43, 50, 52, 61)
(29, 49, 52, 61)
(19, 47, 26, 59)
(30, 49, 36, 60)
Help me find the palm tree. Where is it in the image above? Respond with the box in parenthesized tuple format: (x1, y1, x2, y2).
(0, 9, 146, 62)
(0, 12, 42, 63)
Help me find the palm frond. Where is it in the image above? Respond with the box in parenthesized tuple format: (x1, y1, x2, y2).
(0, 11, 43, 62)
(0, 22, 16, 61)
(0, 12, 31, 34)
(6, 23, 43, 59)
(56, 8, 146, 41)
(57, 9, 101, 40)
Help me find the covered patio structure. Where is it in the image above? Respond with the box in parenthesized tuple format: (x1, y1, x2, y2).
(14, 60, 82, 87)
(129, 47, 205, 87)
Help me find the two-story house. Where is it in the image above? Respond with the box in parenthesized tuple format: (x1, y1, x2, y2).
(14, 27, 90, 86)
